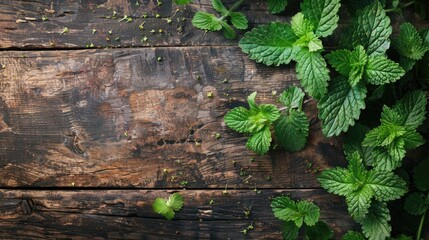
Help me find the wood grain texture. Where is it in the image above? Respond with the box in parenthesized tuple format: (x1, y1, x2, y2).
(0, 0, 291, 49)
(0, 189, 356, 239)
(1, 0, 427, 50)
(0, 47, 344, 188)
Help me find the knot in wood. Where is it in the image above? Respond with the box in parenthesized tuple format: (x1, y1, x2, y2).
(65, 131, 86, 154)
(21, 198, 34, 215)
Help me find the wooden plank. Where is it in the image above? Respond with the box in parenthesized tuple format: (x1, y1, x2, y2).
(0, 189, 356, 239)
(0, 47, 345, 188)
(0, 0, 291, 49)
(1, 0, 428, 49)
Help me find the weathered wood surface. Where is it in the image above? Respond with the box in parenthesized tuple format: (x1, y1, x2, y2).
(0, 47, 344, 188)
(0, 189, 356, 239)
(1, 0, 427, 50)
(4, 0, 428, 238)
(0, 0, 291, 49)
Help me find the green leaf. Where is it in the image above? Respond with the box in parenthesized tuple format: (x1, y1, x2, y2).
(301, 0, 341, 37)
(192, 12, 222, 31)
(367, 170, 408, 202)
(305, 221, 334, 240)
(258, 104, 282, 123)
(369, 147, 402, 171)
(399, 57, 417, 72)
(345, 186, 373, 219)
(393, 23, 429, 60)
(342, 2, 392, 56)
(230, 12, 248, 30)
(271, 196, 320, 228)
(225, 92, 279, 135)
(294, 32, 324, 52)
(365, 56, 405, 85)
(221, 21, 237, 39)
(342, 231, 366, 240)
(281, 221, 299, 240)
(363, 123, 406, 147)
(153, 198, 175, 220)
(239, 23, 299, 66)
(348, 46, 368, 86)
(394, 90, 427, 129)
(291, 13, 314, 37)
(325, 49, 352, 76)
(278, 86, 305, 110)
(404, 192, 428, 215)
(347, 152, 368, 187)
(318, 167, 354, 196)
(414, 158, 429, 192)
(386, 138, 405, 161)
(174, 0, 193, 5)
(271, 195, 297, 221)
(224, 107, 253, 133)
(166, 193, 184, 211)
(326, 46, 368, 86)
(421, 28, 429, 45)
(212, 0, 228, 15)
(247, 92, 259, 110)
(246, 125, 272, 155)
(297, 200, 320, 226)
(344, 124, 374, 165)
(380, 106, 404, 126)
(318, 77, 367, 137)
(356, 201, 391, 240)
(402, 130, 425, 149)
(274, 110, 309, 152)
(153, 193, 185, 220)
(267, 0, 288, 14)
(295, 49, 330, 99)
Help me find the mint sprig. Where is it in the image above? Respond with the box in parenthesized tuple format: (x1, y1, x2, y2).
(318, 152, 408, 220)
(240, 0, 340, 99)
(271, 195, 333, 240)
(191, 0, 248, 39)
(225, 87, 309, 154)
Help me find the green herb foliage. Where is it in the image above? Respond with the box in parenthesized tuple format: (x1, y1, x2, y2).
(191, 0, 248, 39)
(240, 0, 340, 99)
(392, 23, 429, 71)
(271, 196, 333, 240)
(319, 2, 406, 137)
(224, 87, 309, 154)
(152, 193, 184, 220)
(362, 91, 426, 171)
(175, 0, 429, 238)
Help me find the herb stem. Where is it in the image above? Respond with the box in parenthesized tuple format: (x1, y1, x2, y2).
(417, 209, 426, 240)
(385, 1, 415, 12)
(278, 98, 313, 111)
(219, 0, 246, 21)
(416, 193, 429, 240)
(401, 1, 415, 8)
(229, 0, 246, 13)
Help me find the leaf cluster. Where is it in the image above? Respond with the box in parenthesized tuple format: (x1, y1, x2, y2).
(224, 87, 309, 155)
(319, 2, 405, 137)
(191, 0, 248, 39)
(404, 158, 429, 217)
(271, 195, 333, 240)
(319, 152, 408, 239)
(239, 0, 341, 99)
(362, 90, 427, 171)
(392, 23, 429, 71)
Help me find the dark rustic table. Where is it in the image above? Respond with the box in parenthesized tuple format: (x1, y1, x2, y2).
(2, 0, 421, 239)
